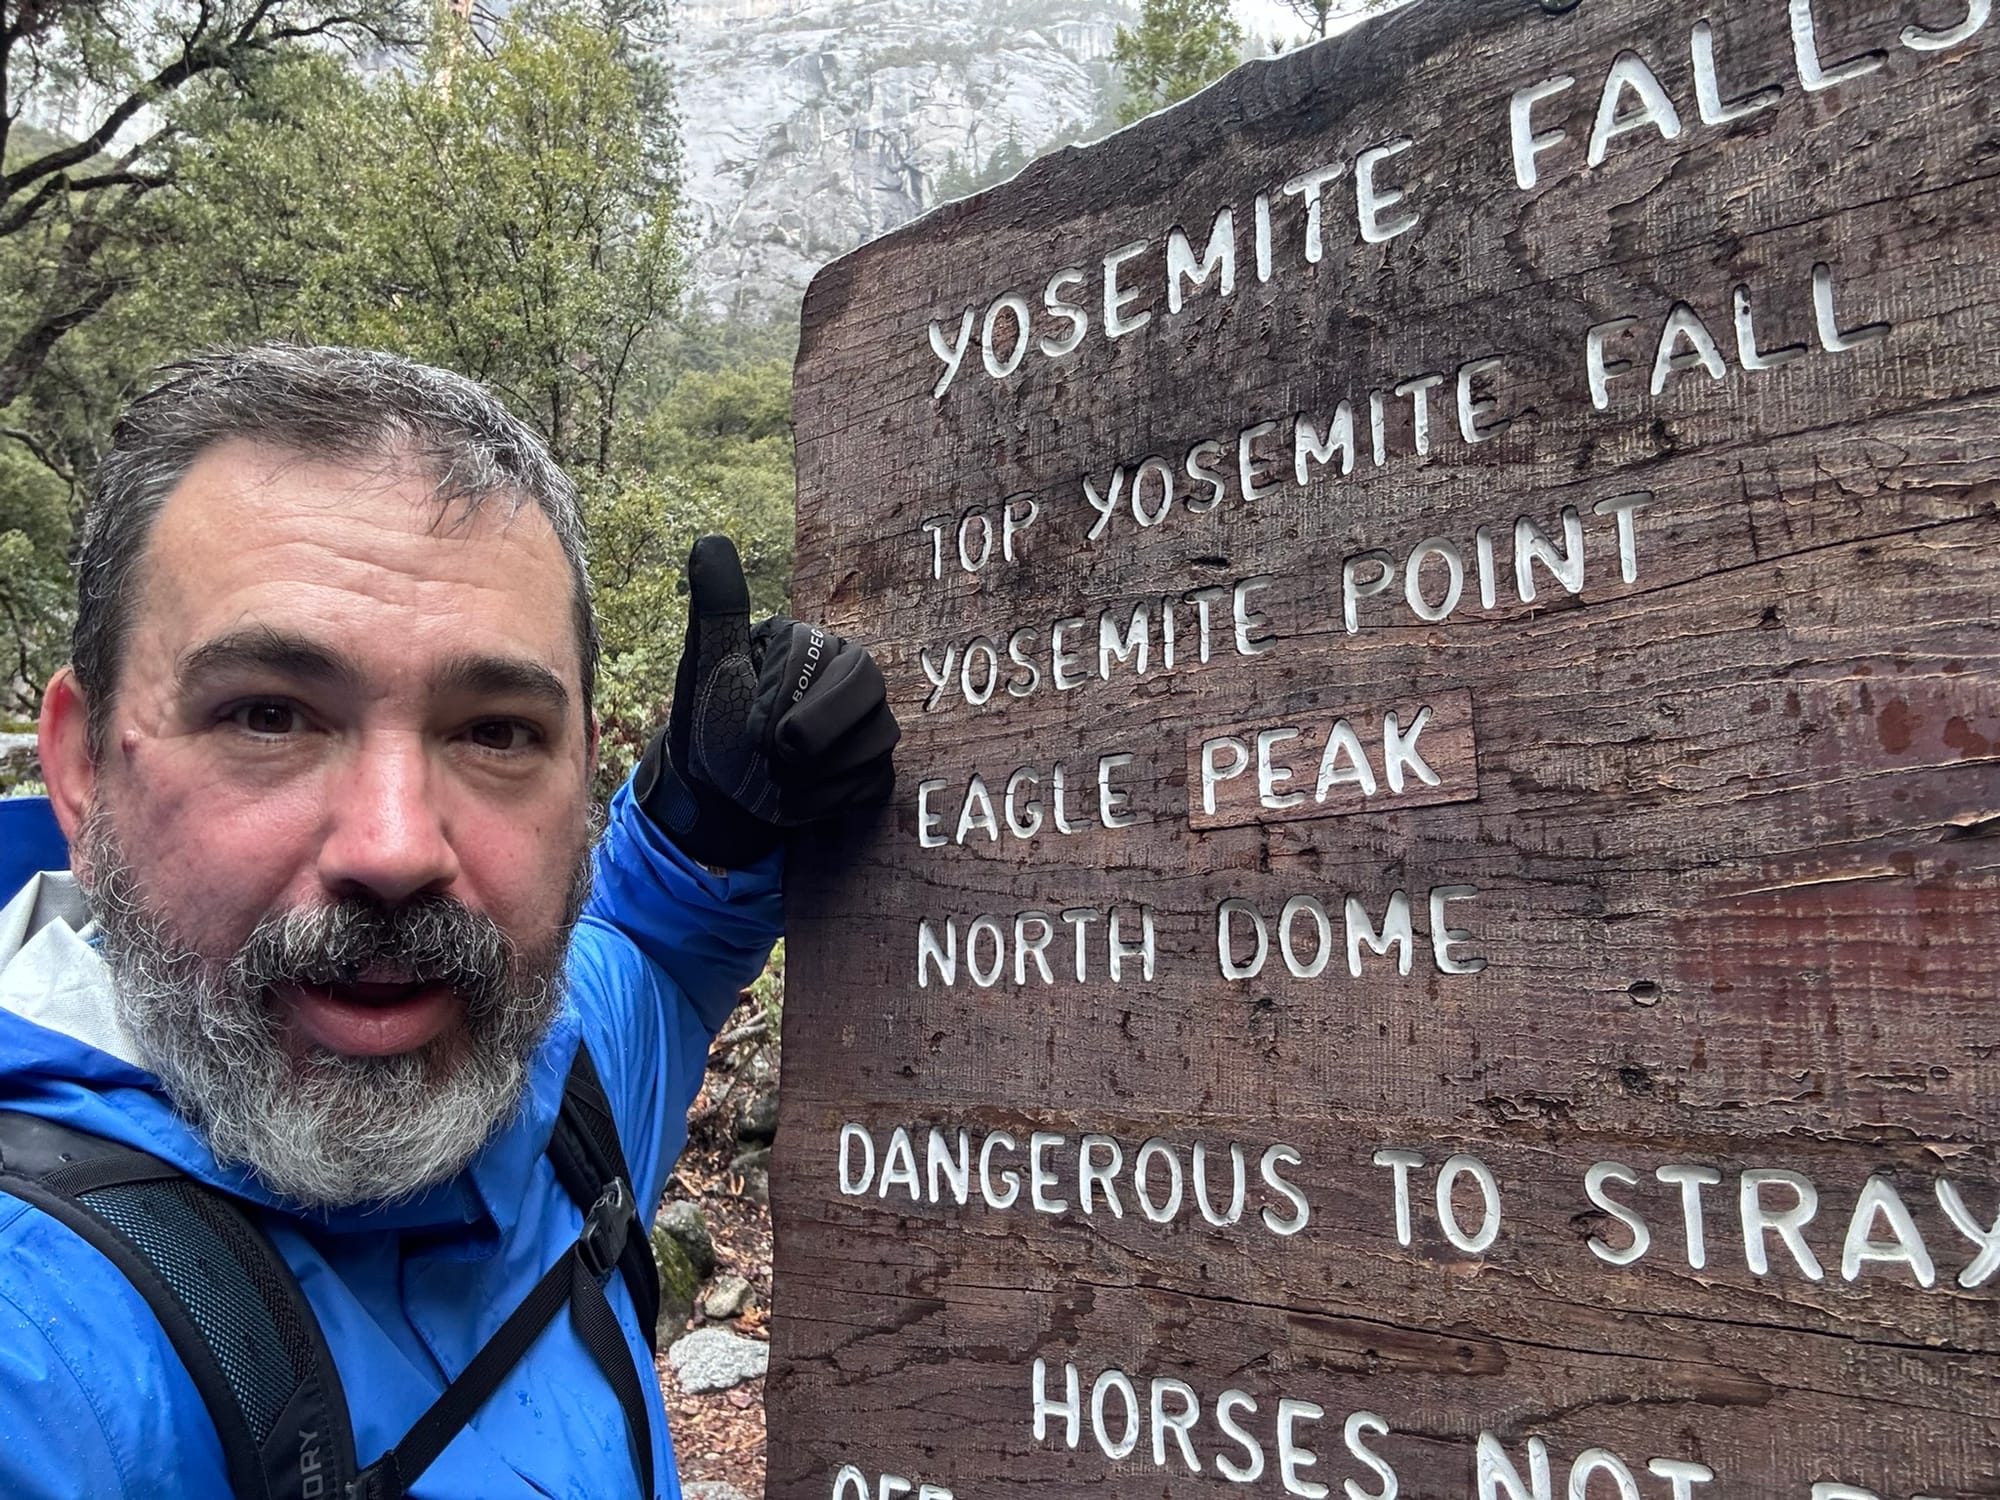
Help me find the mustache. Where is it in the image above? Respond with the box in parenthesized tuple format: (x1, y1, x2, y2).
(225, 895, 519, 1017)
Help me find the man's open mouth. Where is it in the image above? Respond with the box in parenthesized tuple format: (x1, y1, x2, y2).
(282, 978, 461, 1058)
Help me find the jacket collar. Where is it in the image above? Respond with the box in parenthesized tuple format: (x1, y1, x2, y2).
(0, 872, 148, 1070)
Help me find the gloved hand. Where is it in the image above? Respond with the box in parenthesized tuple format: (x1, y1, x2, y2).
(634, 535, 900, 868)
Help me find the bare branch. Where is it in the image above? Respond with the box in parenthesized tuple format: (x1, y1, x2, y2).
(715, 1015, 770, 1050)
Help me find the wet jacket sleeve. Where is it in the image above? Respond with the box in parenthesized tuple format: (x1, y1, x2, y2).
(0, 1290, 133, 1498)
(586, 779, 782, 1036)
(570, 779, 784, 1208)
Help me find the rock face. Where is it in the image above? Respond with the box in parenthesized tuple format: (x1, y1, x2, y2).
(667, 0, 1132, 321)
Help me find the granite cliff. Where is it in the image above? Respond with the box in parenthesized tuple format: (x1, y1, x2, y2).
(665, 0, 1133, 321)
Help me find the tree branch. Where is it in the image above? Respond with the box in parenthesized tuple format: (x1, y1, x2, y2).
(0, 174, 66, 240)
(715, 1015, 769, 1050)
(2, 42, 233, 199)
(64, 168, 169, 194)
(0, 426, 68, 481)
(3, 9, 413, 207)
(0, 277, 123, 411)
(232, 0, 286, 47)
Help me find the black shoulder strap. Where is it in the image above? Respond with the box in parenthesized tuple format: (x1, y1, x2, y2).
(0, 1049, 662, 1500)
(551, 1042, 662, 1352)
(352, 1044, 660, 1499)
(0, 1111, 358, 1500)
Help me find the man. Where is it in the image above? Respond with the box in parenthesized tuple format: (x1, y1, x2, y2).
(0, 345, 897, 1498)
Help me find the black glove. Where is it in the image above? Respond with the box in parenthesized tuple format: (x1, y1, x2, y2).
(635, 535, 900, 868)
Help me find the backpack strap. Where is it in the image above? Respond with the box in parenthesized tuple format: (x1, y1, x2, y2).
(348, 1174, 653, 1500)
(0, 1110, 359, 1500)
(549, 1042, 662, 1352)
(350, 1042, 659, 1499)
(0, 1040, 662, 1500)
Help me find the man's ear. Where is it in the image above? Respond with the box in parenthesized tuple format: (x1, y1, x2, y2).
(587, 710, 601, 776)
(38, 667, 98, 850)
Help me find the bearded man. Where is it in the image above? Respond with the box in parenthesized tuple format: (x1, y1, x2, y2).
(0, 345, 896, 1499)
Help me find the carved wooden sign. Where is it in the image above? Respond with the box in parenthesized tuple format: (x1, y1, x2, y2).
(770, 2, 2000, 1498)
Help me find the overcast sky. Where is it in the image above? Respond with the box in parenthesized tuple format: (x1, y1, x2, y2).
(1235, 0, 1309, 42)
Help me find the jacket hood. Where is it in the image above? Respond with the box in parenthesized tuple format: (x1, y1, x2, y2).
(0, 872, 578, 1238)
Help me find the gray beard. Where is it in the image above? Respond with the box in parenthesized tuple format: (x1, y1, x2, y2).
(80, 811, 587, 1210)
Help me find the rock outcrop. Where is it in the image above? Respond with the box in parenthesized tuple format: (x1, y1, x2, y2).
(666, 0, 1131, 321)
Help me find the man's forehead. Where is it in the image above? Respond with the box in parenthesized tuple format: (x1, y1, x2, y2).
(134, 438, 581, 687)
(157, 436, 538, 531)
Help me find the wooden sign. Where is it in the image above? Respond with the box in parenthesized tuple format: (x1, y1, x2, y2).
(770, 2, 2000, 1498)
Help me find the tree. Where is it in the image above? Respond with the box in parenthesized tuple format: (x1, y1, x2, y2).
(933, 122, 1034, 203)
(1111, 0, 1244, 124)
(0, 0, 419, 414)
(0, 1, 420, 715)
(1276, 0, 1340, 38)
(168, 0, 780, 785)
(186, 2, 800, 786)
(0, 0, 800, 782)
(591, 357, 797, 783)
(173, 0, 682, 477)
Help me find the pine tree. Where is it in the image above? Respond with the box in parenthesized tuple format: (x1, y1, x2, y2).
(1111, 0, 1245, 124)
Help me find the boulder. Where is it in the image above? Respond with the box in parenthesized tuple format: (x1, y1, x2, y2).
(736, 1089, 779, 1145)
(650, 1231, 699, 1345)
(701, 1273, 753, 1321)
(655, 1199, 717, 1279)
(728, 1145, 771, 1206)
(668, 1327, 769, 1394)
(0, 734, 40, 794)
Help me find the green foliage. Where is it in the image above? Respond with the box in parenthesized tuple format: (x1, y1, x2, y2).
(0, 0, 419, 721)
(933, 125, 1035, 203)
(0, 440, 73, 714)
(585, 356, 797, 791)
(0, 0, 423, 413)
(172, 3, 684, 476)
(0, 0, 800, 795)
(1112, 0, 1245, 124)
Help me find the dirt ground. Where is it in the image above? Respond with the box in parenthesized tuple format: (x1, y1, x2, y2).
(652, 1004, 778, 1496)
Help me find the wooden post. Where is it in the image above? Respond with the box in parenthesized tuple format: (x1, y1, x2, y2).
(773, 2, 2000, 1496)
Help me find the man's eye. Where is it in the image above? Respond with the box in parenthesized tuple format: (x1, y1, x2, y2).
(229, 702, 298, 736)
(467, 720, 536, 752)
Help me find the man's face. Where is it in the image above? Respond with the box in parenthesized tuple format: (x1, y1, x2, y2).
(49, 438, 596, 1205)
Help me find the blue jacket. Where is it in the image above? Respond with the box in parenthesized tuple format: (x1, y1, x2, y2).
(0, 797, 65, 899)
(0, 784, 783, 1499)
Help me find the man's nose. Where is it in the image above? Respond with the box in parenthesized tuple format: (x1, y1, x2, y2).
(316, 734, 461, 903)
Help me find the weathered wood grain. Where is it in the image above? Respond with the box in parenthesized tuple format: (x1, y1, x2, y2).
(771, 2, 2000, 1497)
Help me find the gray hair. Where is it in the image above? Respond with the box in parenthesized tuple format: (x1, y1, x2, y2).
(73, 344, 598, 752)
